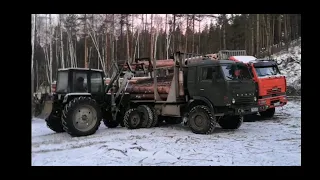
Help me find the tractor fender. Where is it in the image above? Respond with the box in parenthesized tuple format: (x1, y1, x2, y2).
(62, 93, 92, 104)
(187, 96, 214, 113)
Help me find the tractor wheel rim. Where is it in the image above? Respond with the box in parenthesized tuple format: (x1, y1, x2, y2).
(131, 113, 140, 127)
(73, 105, 97, 132)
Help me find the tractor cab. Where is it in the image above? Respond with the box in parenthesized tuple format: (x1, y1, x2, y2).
(54, 68, 105, 94)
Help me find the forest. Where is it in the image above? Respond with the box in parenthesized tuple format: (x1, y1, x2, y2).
(31, 14, 301, 93)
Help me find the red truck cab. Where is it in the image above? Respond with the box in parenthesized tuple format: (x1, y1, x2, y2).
(229, 56, 287, 118)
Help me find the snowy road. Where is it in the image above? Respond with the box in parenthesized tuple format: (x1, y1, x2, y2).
(32, 97, 301, 166)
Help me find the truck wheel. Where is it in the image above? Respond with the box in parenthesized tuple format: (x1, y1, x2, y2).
(137, 105, 154, 128)
(61, 97, 101, 137)
(45, 114, 65, 133)
(218, 115, 243, 129)
(123, 108, 143, 129)
(102, 112, 119, 128)
(259, 108, 275, 118)
(188, 105, 217, 134)
(150, 106, 158, 127)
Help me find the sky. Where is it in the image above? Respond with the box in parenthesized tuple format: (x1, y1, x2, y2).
(35, 14, 230, 32)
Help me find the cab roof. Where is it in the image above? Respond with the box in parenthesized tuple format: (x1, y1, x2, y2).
(187, 59, 238, 67)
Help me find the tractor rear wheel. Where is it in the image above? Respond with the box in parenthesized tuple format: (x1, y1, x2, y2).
(123, 108, 143, 129)
(188, 105, 217, 134)
(45, 114, 64, 133)
(259, 108, 275, 118)
(137, 105, 154, 128)
(150, 106, 158, 128)
(61, 97, 101, 137)
(218, 115, 243, 129)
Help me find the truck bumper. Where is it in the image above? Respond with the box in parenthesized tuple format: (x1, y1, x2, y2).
(258, 95, 288, 111)
(229, 104, 261, 116)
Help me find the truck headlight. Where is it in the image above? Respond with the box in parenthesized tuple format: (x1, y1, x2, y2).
(232, 98, 235, 104)
(254, 97, 257, 101)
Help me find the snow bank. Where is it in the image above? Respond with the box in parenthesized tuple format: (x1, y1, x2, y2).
(271, 38, 301, 95)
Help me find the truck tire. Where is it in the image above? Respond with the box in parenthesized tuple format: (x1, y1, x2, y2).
(45, 114, 65, 133)
(124, 108, 143, 129)
(137, 105, 154, 128)
(61, 97, 101, 137)
(188, 105, 217, 134)
(218, 115, 243, 129)
(259, 108, 275, 118)
(150, 106, 158, 127)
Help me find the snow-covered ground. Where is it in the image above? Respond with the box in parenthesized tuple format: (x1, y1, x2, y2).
(271, 38, 301, 94)
(32, 97, 301, 166)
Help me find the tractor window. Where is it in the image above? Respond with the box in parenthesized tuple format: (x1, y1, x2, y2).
(56, 71, 68, 93)
(254, 66, 280, 77)
(201, 67, 213, 81)
(73, 72, 88, 92)
(90, 72, 103, 93)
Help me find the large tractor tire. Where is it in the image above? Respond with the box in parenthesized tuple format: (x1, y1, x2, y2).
(259, 108, 275, 118)
(137, 105, 154, 128)
(45, 114, 65, 133)
(61, 97, 101, 137)
(188, 105, 217, 134)
(218, 115, 243, 129)
(123, 108, 143, 129)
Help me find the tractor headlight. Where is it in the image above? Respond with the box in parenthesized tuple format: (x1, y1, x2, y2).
(254, 97, 257, 101)
(232, 98, 236, 104)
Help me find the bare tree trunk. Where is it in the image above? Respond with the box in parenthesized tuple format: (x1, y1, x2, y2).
(198, 16, 201, 54)
(192, 14, 195, 54)
(165, 14, 168, 59)
(185, 15, 189, 53)
(150, 14, 154, 59)
(126, 15, 130, 61)
(84, 14, 88, 68)
(222, 14, 227, 49)
(49, 14, 53, 87)
(251, 15, 254, 55)
(31, 14, 36, 98)
(133, 29, 140, 60)
(59, 15, 65, 68)
(256, 14, 260, 57)
(105, 14, 108, 72)
(131, 15, 134, 61)
(154, 30, 158, 59)
(278, 14, 282, 47)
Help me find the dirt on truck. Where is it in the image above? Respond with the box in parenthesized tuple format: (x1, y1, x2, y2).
(226, 51, 288, 118)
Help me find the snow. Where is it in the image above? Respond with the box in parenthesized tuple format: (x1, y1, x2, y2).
(231, 56, 257, 63)
(32, 98, 301, 166)
(271, 38, 301, 92)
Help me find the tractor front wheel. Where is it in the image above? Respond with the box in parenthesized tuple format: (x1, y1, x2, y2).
(45, 114, 64, 133)
(61, 97, 101, 137)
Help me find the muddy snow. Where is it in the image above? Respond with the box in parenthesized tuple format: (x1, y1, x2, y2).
(32, 97, 301, 166)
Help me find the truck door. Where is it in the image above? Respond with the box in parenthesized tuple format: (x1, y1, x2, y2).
(197, 66, 225, 106)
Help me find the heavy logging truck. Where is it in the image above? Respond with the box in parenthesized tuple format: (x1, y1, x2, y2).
(40, 52, 259, 137)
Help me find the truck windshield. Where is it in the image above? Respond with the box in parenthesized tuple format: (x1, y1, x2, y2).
(221, 64, 252, 80)
(255, 66, 280, 77)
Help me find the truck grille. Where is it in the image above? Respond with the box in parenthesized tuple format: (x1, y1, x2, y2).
(235, 97, 253, 105)
(267, 88, 281, 96)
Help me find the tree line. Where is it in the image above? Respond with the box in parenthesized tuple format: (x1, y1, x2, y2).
(31, 14, 301, 92)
